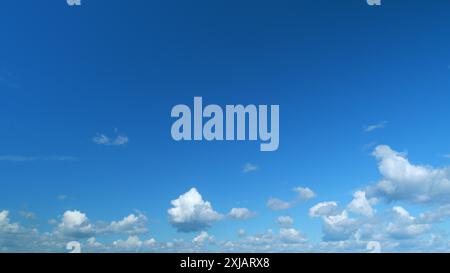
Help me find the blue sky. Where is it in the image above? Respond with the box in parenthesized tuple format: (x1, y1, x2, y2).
(2, 0, 450, 252)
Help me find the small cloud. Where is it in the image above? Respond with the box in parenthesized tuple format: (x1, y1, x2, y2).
(93, 134, 110, 145)
(192, 231, 214, 245)
(228, 208, 256, 220)
(277, 216, 294, 228)
(364, 121, 388, 133)
(279, 228, 307, 244)
(309, 202, 341, 218)
(266, 198, 293, 211)
(112, 135, 129, 145)
(294, 187, 316, 201)
(267, 186, 316, 211)
(93, 129, 129, 146)
(242, 163, 258, 173)
(57, 195, 68, 201)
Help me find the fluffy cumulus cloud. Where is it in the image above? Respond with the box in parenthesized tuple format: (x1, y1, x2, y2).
(55, 210, 95, 238)
(192, 231, 214, 245)
(168, 188, 222, 232)
(53, 210, 150, 240)
(0, 211, 20, 233)
(347, 191, 375, 217)
(321, 211, 359, 242)
(228, 208, 256, 220)
(109, 213, 148, 234)
(309, 199, 367, 242)
(367, 145, 450, 204)
(309, 202, 340, 217)
(113, 235, 156, 250)
(279, 228, 306, 244)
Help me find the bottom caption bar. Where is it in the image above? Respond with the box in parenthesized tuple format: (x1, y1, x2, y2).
(0, 253, 447, 272)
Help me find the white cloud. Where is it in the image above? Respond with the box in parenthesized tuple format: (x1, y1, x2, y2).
(93, 131, 129, 146)
(228, 208, 256, 220)
(309, 202, 340, 217)
(266, 198, 293, 211)
(109, 213, 148, 234)
(112, 135, 129, 145)
(93, 134, 110, 145)
(168, 188, 222, 232)
(294, 187, 316, 201)
(322, 211, 359, 242)
(364, 121, 387, 132)
(113, 236, 156, 251)
(367, 145, 450, 204)
(113, 235, 142, 249)
(0, 211, 20, 233)
(242, 163, 258, 173)
(386, 206, 430, 239)
(87, 237, 103, 248)
(347, 191, 374, 217)
(192, 231, 214, 245)
(279, 228, 306, 244)
(54, 210, 150, 240)
(56, 210, 95, 238)
(267, 187, 316, 211)
(277, 216, 294, 228)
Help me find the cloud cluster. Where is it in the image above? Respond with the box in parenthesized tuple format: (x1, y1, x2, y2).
(53, 210, 149, 239)
(367, 145, 450, 204)
(4, 144, 450, 252)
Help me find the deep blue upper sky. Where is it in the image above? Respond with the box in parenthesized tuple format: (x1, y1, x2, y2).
(1, 0, 450, 252)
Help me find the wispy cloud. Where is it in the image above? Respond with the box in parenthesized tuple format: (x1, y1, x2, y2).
(57, 195, 69, 201)
(93, 130, 129, 146)
(19, 211, 37, 220)
(242, 163, 258, 173)
(0, 155, 77, 162)
(267, 187, 316, 211)
(364, 121, 388, 133)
